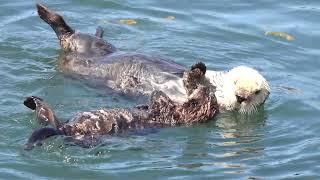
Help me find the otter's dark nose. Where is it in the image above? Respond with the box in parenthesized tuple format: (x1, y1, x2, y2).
(236, 95, 246, 103)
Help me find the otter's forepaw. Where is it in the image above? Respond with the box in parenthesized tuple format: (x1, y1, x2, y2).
(191, 61, 206, 75)
(149, 90, 174, 109)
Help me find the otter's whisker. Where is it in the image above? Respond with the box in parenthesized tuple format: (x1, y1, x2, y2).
(249, 107, 253, 115)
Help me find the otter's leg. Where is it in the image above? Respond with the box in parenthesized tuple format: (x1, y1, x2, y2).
(24, 96, 62, 128)
(25, 127, 63, 150)
(36, 3, 74, 40)
(95, 26, 104, 38)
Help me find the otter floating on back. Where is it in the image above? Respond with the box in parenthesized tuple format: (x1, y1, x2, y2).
(24, 63, 217, 150)
(36, 3, 270, 114)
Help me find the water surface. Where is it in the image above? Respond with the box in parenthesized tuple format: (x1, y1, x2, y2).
(1, 0, 320, 179)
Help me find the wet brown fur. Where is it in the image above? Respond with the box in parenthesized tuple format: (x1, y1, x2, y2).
(25, 63, 217, 138)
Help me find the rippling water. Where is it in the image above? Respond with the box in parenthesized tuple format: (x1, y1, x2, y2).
(1, 0, 320, 179)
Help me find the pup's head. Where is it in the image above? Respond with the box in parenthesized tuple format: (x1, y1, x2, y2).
(228, 66, 270, 114)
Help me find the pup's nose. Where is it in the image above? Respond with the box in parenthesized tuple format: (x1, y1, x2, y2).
(236, 95, 246, 103)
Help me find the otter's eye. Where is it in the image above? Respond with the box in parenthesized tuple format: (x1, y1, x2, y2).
(254, 90, 261, 95)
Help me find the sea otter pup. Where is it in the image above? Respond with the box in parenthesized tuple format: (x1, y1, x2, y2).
(24, 63, 217, 150)
(36, 3, 269, 114)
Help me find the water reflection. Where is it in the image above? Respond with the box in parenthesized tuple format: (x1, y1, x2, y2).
(177, 108, 268, 175)
(214, 109, 266, 147)
(215, 107, 267, 129)
(212, 109, 268, 174)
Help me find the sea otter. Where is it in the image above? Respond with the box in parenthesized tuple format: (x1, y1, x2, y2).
(24, 63, 217, 150)
(36, 3, 270, 114)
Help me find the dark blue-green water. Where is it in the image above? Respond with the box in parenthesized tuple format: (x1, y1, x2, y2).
(1, 0, 320, 179)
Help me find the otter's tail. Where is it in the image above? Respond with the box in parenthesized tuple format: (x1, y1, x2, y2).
(24, 127, 62, 150)
(36, 3, 74, 40)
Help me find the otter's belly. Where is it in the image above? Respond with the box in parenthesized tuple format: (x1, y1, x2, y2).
(58, 52, 188, 101)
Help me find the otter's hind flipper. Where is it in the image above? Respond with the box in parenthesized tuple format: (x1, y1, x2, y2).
(24, 96, 61, 128)
(95, 26, 104, 38)
(25, 127, 62, 150)
(36, 3, 74, 40)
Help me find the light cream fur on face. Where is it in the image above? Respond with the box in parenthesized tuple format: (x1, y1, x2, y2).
(208, 66, 270, 114)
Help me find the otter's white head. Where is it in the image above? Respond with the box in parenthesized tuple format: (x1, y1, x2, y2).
(208, 66, 270, 114)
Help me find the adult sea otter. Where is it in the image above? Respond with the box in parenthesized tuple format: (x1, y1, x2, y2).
(36, 3, 270, 114)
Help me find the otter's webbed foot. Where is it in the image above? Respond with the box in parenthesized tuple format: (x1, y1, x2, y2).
(36, 3, 74, 39)
(24, 96, 61, 128)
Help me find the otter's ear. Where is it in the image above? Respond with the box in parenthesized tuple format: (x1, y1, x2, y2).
(191, 62, 206, 75)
